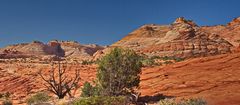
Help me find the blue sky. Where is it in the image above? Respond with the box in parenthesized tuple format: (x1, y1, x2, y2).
(0, 0, 239, 47)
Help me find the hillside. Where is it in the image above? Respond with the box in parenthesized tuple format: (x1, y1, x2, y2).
(139, 51, 240, 105)
(201, 17, 240, 47)
(112, 17, 240, 58)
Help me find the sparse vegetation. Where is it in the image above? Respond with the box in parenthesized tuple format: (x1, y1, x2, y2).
(141, 58, 156, 66)
(158, 98, 207, 105)
(82, 60, 95, 65)
(73, 96, 128, 105)
(174, 57, 185, 62)
(26, 92, 50, 105)
(2, 100, 12, 105)
(164, 61, 173, 64)
(81, 82, 101, 97)
(141, 56, 185, 66)
(38, 60, 80, 99)
(141, 56, 162, 67)
(158, 99, 176, 105)
(159, 56, 184, 62)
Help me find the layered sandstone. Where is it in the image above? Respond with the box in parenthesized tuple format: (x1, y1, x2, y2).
(113, 17, 233, 58)
(201, 17, 240, 47)
(0, 40, 105, 61)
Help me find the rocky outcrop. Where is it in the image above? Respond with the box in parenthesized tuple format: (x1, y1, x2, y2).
(113, 17, 233, 58)
(57, 41, 105, 60)
(0, 40, 105, 60)
(201, 17, 240, 47)
(139, 52, 240, 105)
(112, 24, 171, 50)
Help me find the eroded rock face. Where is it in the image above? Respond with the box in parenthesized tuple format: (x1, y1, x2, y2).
(112, 24, 171, 50)
(201, 17, 240, 47)
(113, 17, 233, 58)
(0, 40, 105, 61)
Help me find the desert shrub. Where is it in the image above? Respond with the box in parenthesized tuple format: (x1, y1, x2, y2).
(158, 98, 207, 105)
(2, 100, 12, 105)
(164, 61, 173, 64)
(81, 82, 101, 97)
(178, 98, 207, 105)
(159, 99, 176, 105)
(56, 99, 74, 105)
(73, 96, 128, 105)
(150, 56, 161, 60)
(141, 56, 162, 67)
(26, 92, 50, 105)
(173, 57, 185, 62)
(158, 56, 185, 62)
(160, 56, 174, 61)
(97, 47, 142, 96)
(141, 58, 155, 66)
(82, 60, 95, 65)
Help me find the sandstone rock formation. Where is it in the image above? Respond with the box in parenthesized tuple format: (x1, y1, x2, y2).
(201, 17, 240, 47)
(139, 51, 240, 105)
(0, 40, 105, 61)
(113, 17, 233, 58)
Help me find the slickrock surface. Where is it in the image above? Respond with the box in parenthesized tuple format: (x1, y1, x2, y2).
(139, 52, 240, 105)
(0, 62, 97, 104)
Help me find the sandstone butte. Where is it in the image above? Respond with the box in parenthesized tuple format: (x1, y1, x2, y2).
(0, 17, 240, 105)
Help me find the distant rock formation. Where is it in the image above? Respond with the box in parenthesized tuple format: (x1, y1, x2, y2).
(0, 40, 105, 60)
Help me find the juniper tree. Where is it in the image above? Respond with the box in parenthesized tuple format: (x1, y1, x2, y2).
(97, 47, 142, 96)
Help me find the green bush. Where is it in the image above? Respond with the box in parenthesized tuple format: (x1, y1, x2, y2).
(73, 96, 128, 105)
(158, 98, 207, 105)
(97, 47, 142, 96)
(81, 82, 101, 97)
(2, 100, 12, 105)
(141, 56, 162, 67)
(26, 92, 50, 105)
(141, 58, 155, 66)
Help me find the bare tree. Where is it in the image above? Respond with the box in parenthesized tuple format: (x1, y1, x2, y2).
(39, 61, 80, 99)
